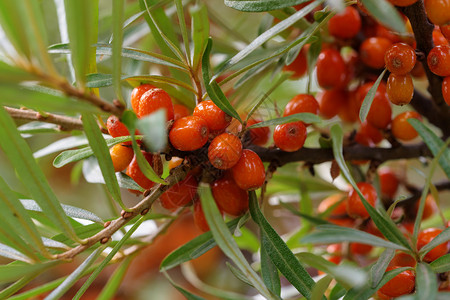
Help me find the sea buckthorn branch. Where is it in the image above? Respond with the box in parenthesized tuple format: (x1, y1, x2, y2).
(4, 106, 87, 132)
(398, 180, 450, 214)
(247, 143, 432, 167)
(55, 163, 191, 260)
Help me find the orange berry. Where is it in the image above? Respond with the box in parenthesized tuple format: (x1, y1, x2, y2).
(424, 0, 450, 26)
(316, 89, 347, 119)
(379, 266, 415, 297)
(427, 45, 450, 76)
(355, 121, 384, 146)
(388, 0, 419, 6)
(378, 167, 399, 199)
(193, 100, 232, 132)
(160, 174, 198, 210)
(417, 228, 449, 262)
(318, 194, 347, 216)
(109, 144, 134, 172)
(350, 243, 373, 255)
(414, 194, 437, 220)
(440, 24, 450, 41)
(130, 84, 155, 114)
(376, 24, 402, 43)
(212, 175, 249, 216)
(410, 61, 426, 78)
(356, 82, 392, 129)
(384, 43, 416, 75)
(107, 115, 131, 138)
(360, 37, 392, 69)
(246, 119, 270, 146)
(389, 252, 417, 267)
(173, 104, 190, 121)
(208, 133, 242, 170)
(316, 49, 348, 89)
(327, 6, 361, 39)
(443, 76, 450, 105)
(433, 27, 449, 46)
(273, 121, 307, 152)
(169, 116, 209, 151)
(231, 149, 265, 191)
(346, 182, 377, 219)
(338, 90, 360, 123)
(193, 200, 210, 232)
(391, 111, 421, 141)
(387, 73, 414, 105)
(283, 94, 320, 118)
(283, 48, 307, 79)
(139, 88, 174, 121)
(126, 152, 162, 191)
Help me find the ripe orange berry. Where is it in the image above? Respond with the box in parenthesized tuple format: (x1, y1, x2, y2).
(424, 0, 450, 25)
(316, 49, 348, 89)
(139, 88, 174, 121)
(387, 73, 414, 105)
(107, 115, 131, 138)
(193, 200, 210, 232)
(388, 0, 419, 6)
(283, 94, 320, 117)
(246, 119, 270, 146)
(338, 90, 360, 123)
(433, 27, 449, 46)
(376, 24, 402, 43)
(379, 266, 415, 297)
(109, 144, 134, 172)
(169, 116, 209, 151)
(193, 100, 232, 132)
(384, 43, 416, 75)
(130, 84, 155, 114)
(126, 152, 162, 191)
(283, 48, 307, 79)
(378, 167, 399, 199)
(389, 252, 417, 268)
(427, 45, 450, 76)
(231, 149, 265, 191)
(173, 104, 190, 121)
(441, 24, 450, 41)
(160, 174, 198, 210)
(317, 89, 347, 119)
(414, 194, 437, 220)
(391, 111, 421, 141)
(356, 82, 392, 129)
(212, 175, 249, 216)
(318, 194, 347, 216)
(355, 121, 384, 146)
(360, 37, 392, 69)
(346, 182, 377, 219)
(208, 133, 243, 170)
(443, 76, 450, 105)
(417, 228, 449, 262)
(327, 6, 361, 39)
(350, 243, 373, 255)
(273, 121, 307, 152)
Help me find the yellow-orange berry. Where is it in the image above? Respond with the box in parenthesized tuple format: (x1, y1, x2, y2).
(110, 144, 134, 172)
(360, 37, 392, 69)
(169, 116, 209, 151)
(384, 43, 416, 75)
(391, 111, 421, 141)
(193, 100, 232, 132)
(387, 73, 414, 105)
(208, 133, 242, 170)
(427, 45, 450, 76)
(139, 88, 174, 121)
(424, 0, 450, 26)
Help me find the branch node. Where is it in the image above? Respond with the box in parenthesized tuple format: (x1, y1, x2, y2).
(121, 210, 133, 219)
(100, 237, 110, 244)
(103, 221, 111, 228)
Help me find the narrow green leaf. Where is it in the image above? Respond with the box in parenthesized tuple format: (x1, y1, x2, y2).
(97, 257, 132, 300)
(190, 3, 209, 72)
(116, 172, 145, 192)
(0, 61, 37, 83)
(430, 254, 450, 273)
(20, 199, 103, 224)
(416, 262, 437, 300)
(409, 119, 450, 180)
(247, 113, 321, 128)
(136, 109, 167, 153)
(73, 216, 145, 299)
(226, 262, 255, 287)
(113, 0, 125, 104)
(160, 217, 242, 271)
(0, 261, 59, 284)
(34, 136, 89, 159)
(202, 38, 242, 123)
(249, 191, 315, 299)
(224, 0, 311, 12)
(0, 2, 30, 58)
(370, 248, 395, 288)
(0, 274, 39, 299)
(0, 84, 100, 114)
(0, 106, 77, 241)
(301, 225, 408, 250)
(53, 136, 134, 168)
(45, 246, 106, 300)
(49, 44, 188, 71)
(330, 124, 413, 251)
(311, 275, 332, 300)
(82, 113, 124, 208)
(359, 69, 387, 123)
(360, 0, 406, 33)
(124, 75, 196, 93)
(419, 227, 450, 259)
(199, 185, 276, 299)
(163, 271, 206, 300)
(175, 0, 190, 62)
(64, 0, 98, 88)
(261, 234, 281, 296)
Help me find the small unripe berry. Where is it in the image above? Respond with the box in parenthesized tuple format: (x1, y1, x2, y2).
(231, 149, 265, 191)
(208, 133, 243, 170)
(273, 122, 307, 152)
(169, 116, 209, 151)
